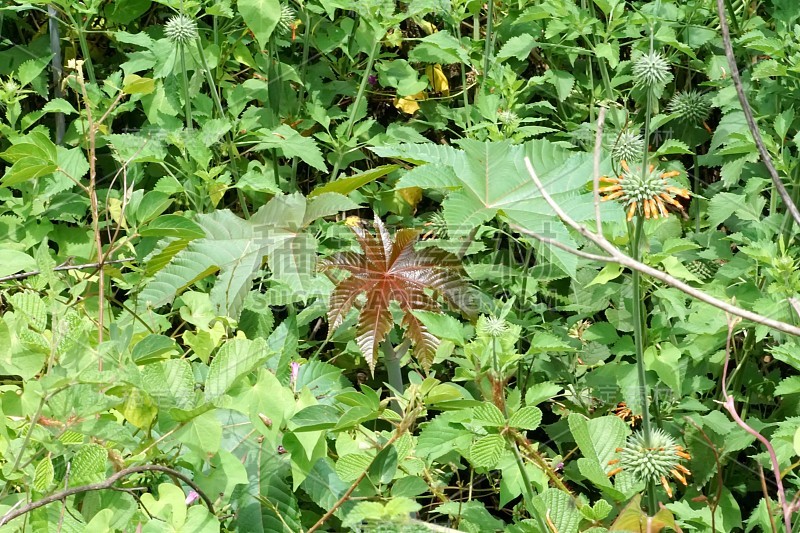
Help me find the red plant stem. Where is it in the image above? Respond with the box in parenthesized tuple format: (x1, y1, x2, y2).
(721, 396, 792, 531)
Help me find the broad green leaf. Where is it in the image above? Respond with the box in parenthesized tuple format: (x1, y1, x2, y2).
(310, 164, 399, 196)
(289, 404, 340, 432)
(254, 125, 327, 171)
(473, 402, 506, 427)
(336, 453, 373, 482)
(174, 410, 223, 457)
(569, 414, 629, 469)
(536, 489, 581, 533)
(69, 444, 107, 486)
(497, 34, 538, 61)
(508, 406, 542, 431)
(238, 0, 281, 48)
(588, 264, 624, 286)
(139, 214, 206, 239)
(408, 31, 469, 64)
(122, 74, 155, 94)
(470, 434, 505, 468)
(139, 193, 346, 320)
(141, 358, 196, 411)
(205, 338, 271, 402)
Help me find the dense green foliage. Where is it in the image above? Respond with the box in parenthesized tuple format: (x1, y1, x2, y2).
(2, 0, 800, 531)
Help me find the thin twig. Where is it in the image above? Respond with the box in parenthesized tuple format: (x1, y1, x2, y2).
(0, 258, 135, 284)
(719, 314, 791, 532)
(521, 157, 800, 337)
(715, 0, 800, 229)
(0, 465, 214, 526)
(306, 406, 419, 533)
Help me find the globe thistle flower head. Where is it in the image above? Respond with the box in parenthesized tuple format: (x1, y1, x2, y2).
(477, 315, 509, 338)
(632, 51, 673, 87)
(607, 428, 692, 498)
(669, 90, 711, 124)
(599, 160, 690, 221)
(276, 4, 297, 35)
(497, 109, 520, 126)
(611, 130, 645, 163)
(165, 14, 198, 44)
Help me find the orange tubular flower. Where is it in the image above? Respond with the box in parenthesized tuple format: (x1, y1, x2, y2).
(599, 160, 691, 221)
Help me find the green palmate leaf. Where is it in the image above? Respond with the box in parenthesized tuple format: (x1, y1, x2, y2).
(569, 414, 629, 472)
(374, 138, 600, 276)
(238, 0, 281, 48)
(470, 434, 505, 468)
(508, 406, 542, 431)
(320, 215, 472, 373)
(205, 338, 271, 402)
(139, 193, 352, 320)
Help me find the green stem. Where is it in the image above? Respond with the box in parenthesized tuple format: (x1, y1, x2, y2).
(630, 215, 657, 513)
(382, 340, 409, 414)
(291, 9, 313, 190)
(331, 37, 381, 180)
(179, 43, 193, 131)
(482, 0, 495, 89)
(194, 35, 249, 217)
(73, 16, 96, 84)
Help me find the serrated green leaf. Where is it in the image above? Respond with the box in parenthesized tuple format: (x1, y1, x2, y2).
(205, 338, 270, 402)
(508, 406, 542, 431)
(470, 434, 505, 468)
(335, 453, 373, 482)
(33, 455, 54, 492)
(69, 444, 107, 486)
(473, 402, 506, 426)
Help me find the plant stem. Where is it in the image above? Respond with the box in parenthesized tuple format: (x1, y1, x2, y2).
(481, 0, 495, 89)
(630, 215, 657, 513)
(48, 4, 65, 144)
(179, 43, 192, 131)
(382, 340, 409, 414)
(331, 37, 381, 180)
(193, 35, 249, 217)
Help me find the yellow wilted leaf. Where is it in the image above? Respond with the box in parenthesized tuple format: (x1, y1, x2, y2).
(394, 91, 426, 115)
(426, 64, 450, 96)
(107, 197, 128, 229)
(396, 187, 423, 211)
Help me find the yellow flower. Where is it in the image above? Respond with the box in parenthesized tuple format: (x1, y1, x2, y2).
(600, 160, 691, 221)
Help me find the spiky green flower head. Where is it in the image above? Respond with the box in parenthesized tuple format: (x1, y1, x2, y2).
(497, 109, 520, 126)
(0, 77, 20, 108)
(477, 315, 509, 338)
(276, 3, 297, 35)
(611, 428, 691, 497)
(611, 130, 645, 163)
(165, 14, 198, 44)
(600, 160, 690, 221)
(632, 51, 673, 88)
(669, 90, 711, 124)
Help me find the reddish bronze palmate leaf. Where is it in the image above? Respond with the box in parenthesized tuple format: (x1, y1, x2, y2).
(320, 215, 472, 373)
